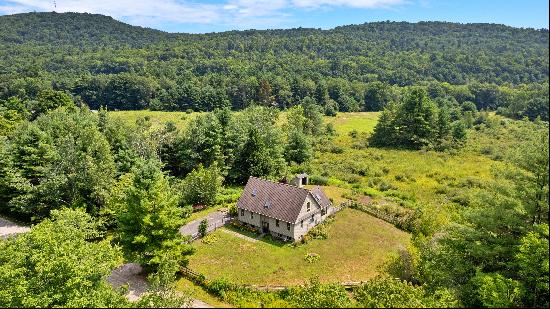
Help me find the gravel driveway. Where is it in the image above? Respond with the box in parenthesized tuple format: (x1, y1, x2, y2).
(179, 210, 232, 238)
(0, 216, 30, 238)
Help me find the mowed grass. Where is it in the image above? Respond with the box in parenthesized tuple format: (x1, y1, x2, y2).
(187, 208, 410, 285)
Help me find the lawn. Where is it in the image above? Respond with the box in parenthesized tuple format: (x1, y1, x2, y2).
(187, 208, 410, 286)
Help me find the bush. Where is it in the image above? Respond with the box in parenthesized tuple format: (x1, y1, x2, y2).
(329, 145, 345, 154)
(310, 175, 329, 186)
(180, 164, 223, 207)
(304, 253, 321, 263)
(227, 203, 238, 216)
(198, 219, 208, 237)
(202, 234, 218, 245)
(206, 278, 235, 297)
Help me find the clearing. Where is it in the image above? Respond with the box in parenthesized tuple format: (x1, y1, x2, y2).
(187, 208, 409, 286)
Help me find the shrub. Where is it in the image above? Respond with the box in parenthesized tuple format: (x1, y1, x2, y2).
(283, 278, 352, 308)
(202, 234, 218, 245)
(198, 219, 208, 237)
(310, 175, 329, 186)
(329, 145, 345, 154)
(180, 164, 223, 207)
(206, 278, 235, 297)
(227, 203, 238, 216)
(304, 253, 321, 263)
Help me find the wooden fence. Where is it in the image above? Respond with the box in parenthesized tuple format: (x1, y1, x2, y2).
(180, 266, 203, 281)
(340, 200, 400, 227)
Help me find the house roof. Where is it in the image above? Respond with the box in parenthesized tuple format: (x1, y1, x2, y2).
(310, 186, 331, 209)
(236, 176, 331, 224)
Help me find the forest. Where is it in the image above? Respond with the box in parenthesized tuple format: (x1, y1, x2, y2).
(0, 12, 548, 120)
(0, 11, 548, 309)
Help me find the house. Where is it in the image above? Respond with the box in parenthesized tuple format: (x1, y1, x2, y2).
(236, 176, 333, 242)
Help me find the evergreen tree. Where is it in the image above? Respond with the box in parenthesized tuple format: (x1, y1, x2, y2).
(395, 88, 438, 149)
(115, 159, 194, 275)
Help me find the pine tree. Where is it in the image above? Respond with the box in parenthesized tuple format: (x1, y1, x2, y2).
(116, 159, 194, 276)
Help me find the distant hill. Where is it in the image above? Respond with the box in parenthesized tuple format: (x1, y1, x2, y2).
(0, 12, 548, 113)
(0, 12, 171, 47)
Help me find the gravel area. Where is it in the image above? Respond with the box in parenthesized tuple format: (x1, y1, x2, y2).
(0, 217, 30, 238)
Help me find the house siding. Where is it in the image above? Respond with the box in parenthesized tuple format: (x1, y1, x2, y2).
(293, 195, 325, 240)
(238, 208, 295, 239)
(237, 192, 333, 242)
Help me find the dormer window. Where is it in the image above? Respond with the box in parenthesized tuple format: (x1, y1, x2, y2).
(252, 188, 257, 197)
(264, 200, 270, 209)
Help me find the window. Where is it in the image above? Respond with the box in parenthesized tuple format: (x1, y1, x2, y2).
(307, 202, 310, 212)
(276, 219, 279, 227)
(241, 209, 244, 216)
(287, 222, 290, 230)
(310, 215, 314, 223)
(251, 213, 254, 219)
(321, 208, 326, 216)
(301, 220, 303, 228)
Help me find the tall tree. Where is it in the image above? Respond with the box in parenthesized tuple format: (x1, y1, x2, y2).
(115, 159, 194, 276)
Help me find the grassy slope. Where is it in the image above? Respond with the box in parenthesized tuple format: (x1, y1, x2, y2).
(188, 208, 409, 286)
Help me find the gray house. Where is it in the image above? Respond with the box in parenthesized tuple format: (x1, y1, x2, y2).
(236, 176, 333, 241)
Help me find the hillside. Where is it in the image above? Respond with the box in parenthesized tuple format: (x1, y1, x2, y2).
(0, 12, 171, 47)
(0, 12, 548, 116)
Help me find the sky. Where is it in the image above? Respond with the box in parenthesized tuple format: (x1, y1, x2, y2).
(0, 0, 548, 33)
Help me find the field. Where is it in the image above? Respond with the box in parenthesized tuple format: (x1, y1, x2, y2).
(109, 110, 198, 130)
(187, 208, 410, 285)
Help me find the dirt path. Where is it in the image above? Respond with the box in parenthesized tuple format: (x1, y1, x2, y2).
(0, 216, 30, 238)
(107, 263, 214, 308)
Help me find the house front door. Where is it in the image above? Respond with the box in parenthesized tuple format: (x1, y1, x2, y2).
(261, 221, 269, 234)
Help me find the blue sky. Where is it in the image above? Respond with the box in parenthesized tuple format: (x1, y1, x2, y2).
(0, 0, 548, 33)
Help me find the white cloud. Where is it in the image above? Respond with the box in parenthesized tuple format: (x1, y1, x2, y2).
(292, 0, 406, 9)
(0, 0, 408, 30)
(1, 0, 221, 24)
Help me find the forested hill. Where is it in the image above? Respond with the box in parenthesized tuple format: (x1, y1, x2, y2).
(0, 12, 171, 47)
(0, 12, 548, 117)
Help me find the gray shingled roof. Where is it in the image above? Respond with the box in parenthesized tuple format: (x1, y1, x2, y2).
(236, 176, 320, 224)
(310, 186, 331, 209)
